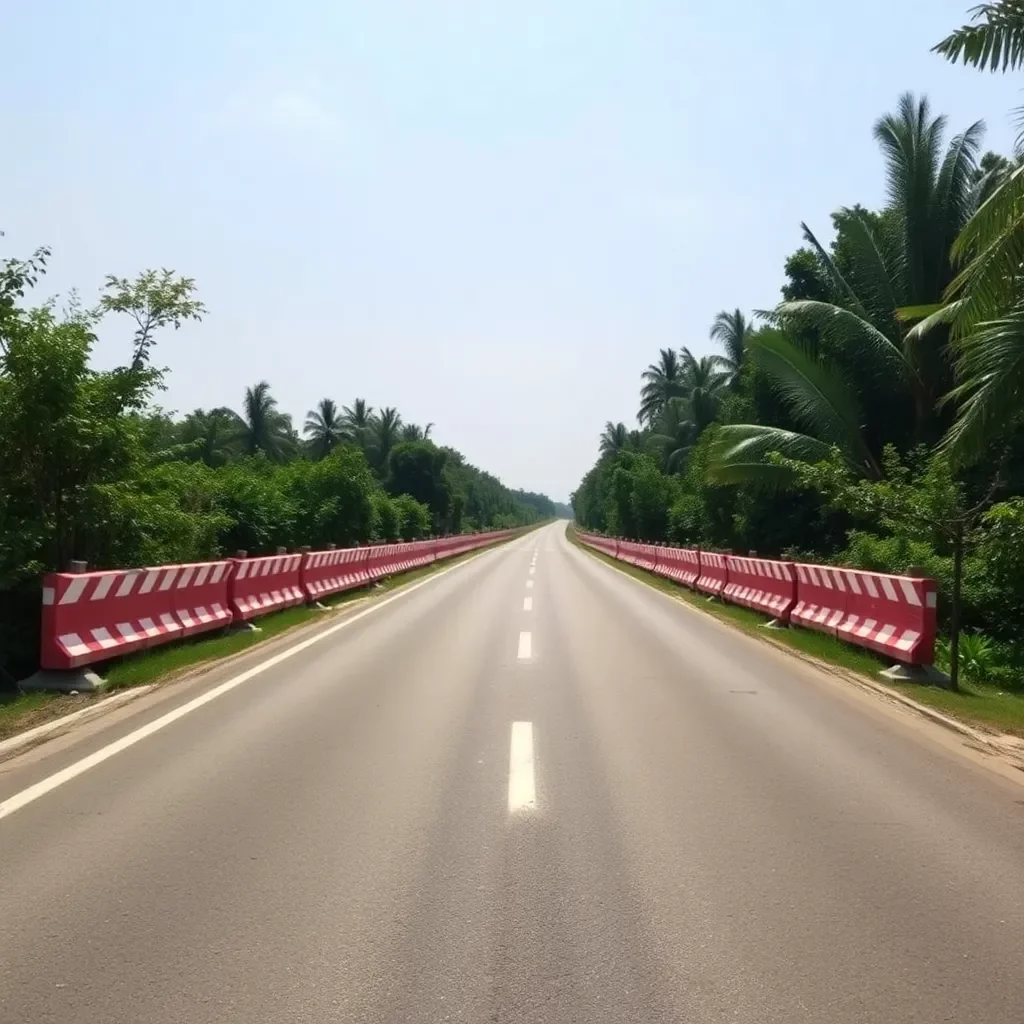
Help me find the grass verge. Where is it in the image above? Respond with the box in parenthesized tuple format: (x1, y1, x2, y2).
(566, 526, 1024, 737)
(0, 539, 512, 742)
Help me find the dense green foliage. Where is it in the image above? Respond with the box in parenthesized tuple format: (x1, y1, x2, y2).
(0, 260, 551, 682)
(574, 17, 1024, 690)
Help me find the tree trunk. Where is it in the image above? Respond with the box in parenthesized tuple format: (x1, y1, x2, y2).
(949, 531, 963, 692)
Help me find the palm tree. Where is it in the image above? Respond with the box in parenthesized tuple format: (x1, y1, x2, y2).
(930, 5, 1024, 461)
(680, 347, 730, 397)
(239, 381, 295, 461)
(341, 398, 374, 446)
(178, 407, 244, 467)
(638, 349, 685, 426)
(710, 93, 983, 485)
(599, 421, 630, 458)
(304, 398, 344, 459)
(368, 406, 403, 470)
(650, 398, 695, 473)
(709, 309, 751, 386)
(401, 421, 434, 442)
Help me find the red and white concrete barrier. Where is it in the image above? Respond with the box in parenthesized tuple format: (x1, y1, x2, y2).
(39, 560, 233, 670)
(301, 547, 371, 602)
(725, 556, 796, 623)
(653, 546, 699, 586)
(695, 551, 728, 597)
(228, 553, 305, 622)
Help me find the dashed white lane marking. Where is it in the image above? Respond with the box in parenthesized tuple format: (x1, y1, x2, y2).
(526, 580, 534, 589)
(523, 596, 533, 611)
(518, 631, 532, 659)
(529, 566, 536, 575)
(508, 722, 536, 812)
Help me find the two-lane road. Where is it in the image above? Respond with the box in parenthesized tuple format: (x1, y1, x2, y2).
(2, 522, 1023, 1022)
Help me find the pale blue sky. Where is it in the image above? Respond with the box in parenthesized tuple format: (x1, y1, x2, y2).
(2, 1, 1019, 501)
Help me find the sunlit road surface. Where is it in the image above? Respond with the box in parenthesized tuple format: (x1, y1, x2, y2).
(2, 521, 1023, 1023)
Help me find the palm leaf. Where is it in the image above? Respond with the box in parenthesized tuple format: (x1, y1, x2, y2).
(774, 300, 913, 384)
(706, 425, 840, 488)
(748, 329, 880, 476)
(933, 4, 1024, 71)
(947, 162, 1024, 331)
(830, 208, 900, 321)
(934, 120, 986, 237)
(942, 303, 1024, 463)
(797, 223, 871, 318)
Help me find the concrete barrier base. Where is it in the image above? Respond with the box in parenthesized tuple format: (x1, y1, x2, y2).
(21, 667, 108, 693)
(880, 663, 952, 689)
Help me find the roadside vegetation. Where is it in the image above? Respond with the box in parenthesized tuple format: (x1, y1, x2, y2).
(0, 262, 553, 685)
(572, 4, 1024, 703)
(566, 526, 1024, 736)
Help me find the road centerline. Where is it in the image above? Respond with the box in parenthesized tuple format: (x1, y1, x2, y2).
(507, 721, 536, 813)
(517, 631, 532, 659)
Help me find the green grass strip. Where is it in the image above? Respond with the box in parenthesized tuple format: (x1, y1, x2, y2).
(1, 540, 513, 741)
(567, 526, 1024, 737)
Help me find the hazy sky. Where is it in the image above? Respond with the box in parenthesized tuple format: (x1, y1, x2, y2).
(2, 1, 1019, 502)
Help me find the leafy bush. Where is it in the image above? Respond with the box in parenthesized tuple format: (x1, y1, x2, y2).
(392, 494, 431, 540)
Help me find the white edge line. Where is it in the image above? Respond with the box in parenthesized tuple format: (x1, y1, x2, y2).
(0, 534, 533, 823)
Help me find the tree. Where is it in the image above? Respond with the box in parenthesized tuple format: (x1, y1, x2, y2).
(98, 269, 205, 371)
(779, 445, 1003, 691)
(304, 398, 345, 459)
(650, 398, 693, 473)
(368, 406, 403, 472)
(177, 407, 244, 467)
(709, 309, 751, 386)
(341, 398, 374, 444)
(679, 347, 729, 429)
(638, 349, 685, 426)
(929, 5, 1024, 462)
(0, 306, 158, 576)
(599, 421, 630, 458)
(401, 422, 434, 442)
(239, 381, 295, 462)
(711, 94, 983, 483)
(387, 441, 451, 531)
(0, 242, 50, 359)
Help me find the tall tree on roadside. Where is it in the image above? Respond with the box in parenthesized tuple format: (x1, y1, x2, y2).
(599, 421, 630, 459)
(304, 398, 345, 459)
(239, 381, 295, 462)
(710, 93, 983, 484)
(341, 398, 374, 447)
(930, 3, 1024, 462)
(709, 309, 752, 387)
(178, 407, 244, 467)
(368, 406, 403, 472)
(401, 421, 434, 442)
(638, 348, 685, 426)
(99, 270, 205, 372)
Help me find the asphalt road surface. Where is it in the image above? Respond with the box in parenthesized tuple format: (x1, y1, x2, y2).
(2, 522, 1023, 1023)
